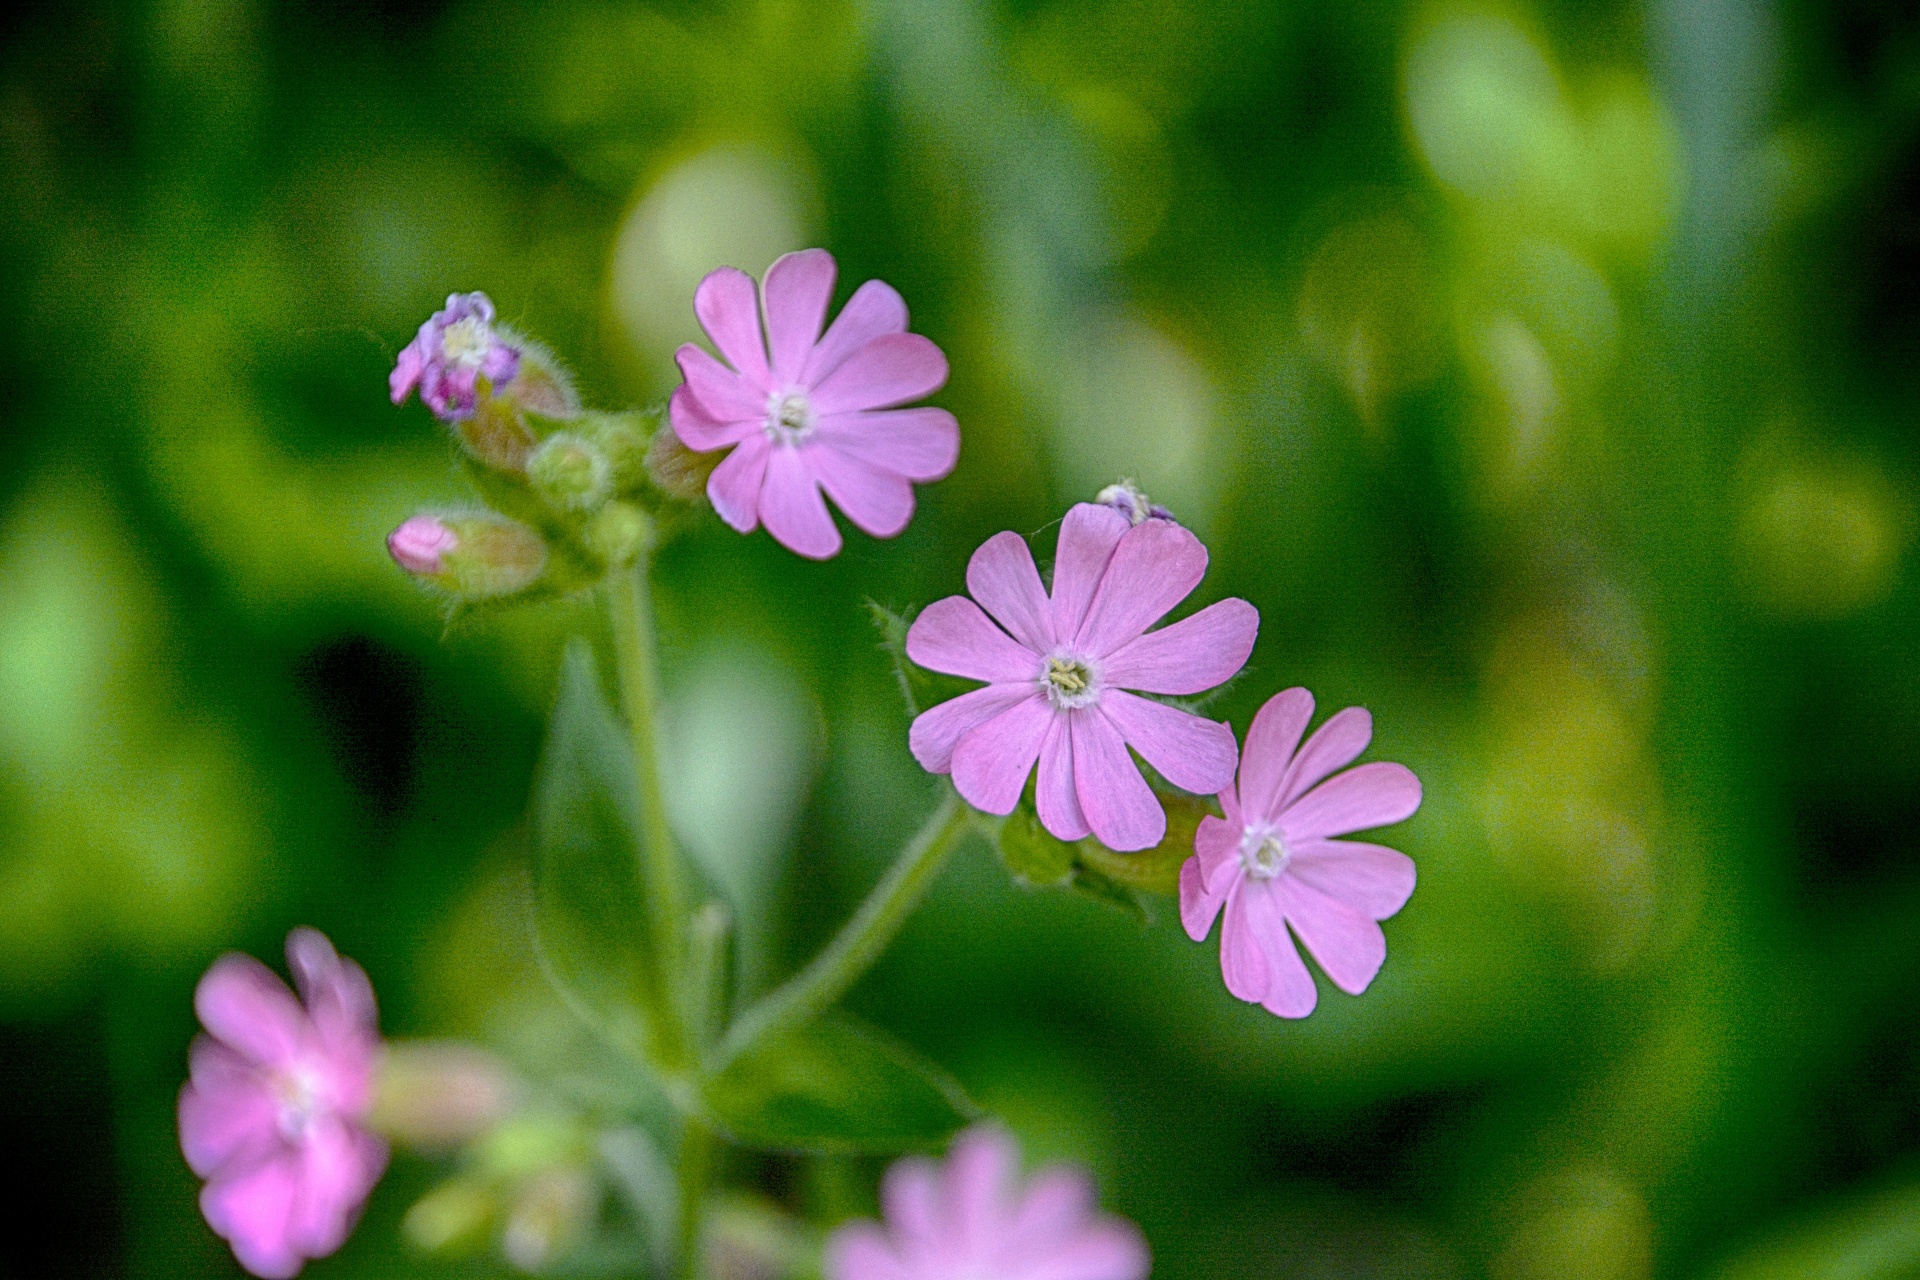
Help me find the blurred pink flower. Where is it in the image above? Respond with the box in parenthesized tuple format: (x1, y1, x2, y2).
(179, 929, 388, 1278)
(824, 1126, 1148, 1280)
(390, 292, 520, 422)
(1181, 688, 1421, 1018)
(907, 502, 1257, 851)
(668, 248, 958, 559)
(386, 515, 457, 575)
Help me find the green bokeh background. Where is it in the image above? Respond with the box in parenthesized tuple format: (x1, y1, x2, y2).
(6, 0, 1920, 1276)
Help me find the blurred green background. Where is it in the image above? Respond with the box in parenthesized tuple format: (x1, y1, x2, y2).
(6, 0, 1920, 1276)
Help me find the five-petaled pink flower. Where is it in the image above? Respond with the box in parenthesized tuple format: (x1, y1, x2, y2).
(179, 928, 388, 1278)
(1180, 689, 1420, 1018)
(390, 292, 521, 423)
(907, 502, 1258, 851)
(824, 1125, 1149, 1280)
(669, 248, 959, 559)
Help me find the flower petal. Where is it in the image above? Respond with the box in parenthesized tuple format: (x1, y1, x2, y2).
(389, 340, 425, 404)
(952, 697, 1052, 816)
(1025, 1220, 1152, 1280)
(909, 684, 1035, 774)
(1217, 883, 1268, 1004)
(286, 1114, 386, 1258)
(762, 249, 837, 383)
(706, 433, 771, 534)
(202, 1151, 303, 1279)
(1035, 714, 1091, 842)
(287, 929, 377, 1065)
(759, 446, 842, 559)
(179, 1042, 278, 1178)
(670, 383, 759, 451)
(1281, 762, 1421, 841)
(1241, 880, 1320, 1017)
(813, 407, 959, 482)
(823, 1223, 911, 1280)
(1236, 689, 1314, 825)
(1072, 709, 1164, 851)
(1280, 876, 1387, 996)
(1276, 706, 1372, 812)
(694, 266, 770, 389)
(946, 1127, 1019, 1257)
(1194, 813, 1241, 896)
(1179, 855, 1228, 942)
(1099, 599, 1258, 695)
(1287, 839, 1416, 919)
(810, 333, 949, 415)
(675, 343, 768, 424)
(966, 531, 1053, 651)
(1048, 504, 1130, 641)
(906, 596, 1040, 683)
(1007, 1167, 1095, 1248)
(1074, 518, 1208, 656)
(812, 446, 916, 538)
(196, 954, 307, 1068)
(880, 1155, 941, 1243)
(1098, 691, 1238, 795)
(804, 279, 909, 386)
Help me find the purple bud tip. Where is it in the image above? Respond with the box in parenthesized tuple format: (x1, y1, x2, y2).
(388, 516, 458, 575)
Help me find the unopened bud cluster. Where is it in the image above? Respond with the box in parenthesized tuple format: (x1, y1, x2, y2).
(387, 293, 695, 608)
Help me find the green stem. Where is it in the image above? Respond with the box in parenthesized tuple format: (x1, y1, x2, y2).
(606, 552, 689, 1069)
(713, 789, 972, 1070)
(675, 1117, 715, 1280)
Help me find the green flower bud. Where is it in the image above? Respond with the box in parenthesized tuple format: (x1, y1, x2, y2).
(528, 432, 613, 513)
(579, 410, 655, 495)
(404, 1178, 498, 1256)
(584, 501, 650, 568)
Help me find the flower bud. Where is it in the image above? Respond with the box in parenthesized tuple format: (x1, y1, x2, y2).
(1095, 479, 1175, 526)
(645, 424, 723, 503)
(579, 410, 654, 495)
(528, 432, 614, 512)
(502, 1168, 596, 1273)
(506, 339, 583, 422)
(584, 501, 650, 568)
(404, 1178, 498, 1255)
(456, 394, 540, 473)
(388, 515, 459, 575)
(371, 1040, 520, 1150)
(388, 512, 548, 599)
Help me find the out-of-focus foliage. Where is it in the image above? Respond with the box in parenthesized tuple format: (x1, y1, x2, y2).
(5, 0, 1920, 1277)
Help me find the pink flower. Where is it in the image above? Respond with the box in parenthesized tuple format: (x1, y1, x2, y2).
(178, 929, 389, 1278)
(1180, 689, 1421, 1018)
(390, 292, 521, 422)
(907, 502, 1258, 851)
(668, 249, 959, 559)
(824, 1126, 1148, 1280)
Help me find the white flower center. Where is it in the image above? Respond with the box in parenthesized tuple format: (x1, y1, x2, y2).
(1240, 825, 1291, 880)
(766, 390, 815, 445)
(1041, 653, 1101, 710)
(272, 1063, 326, 1140)
(439, 316, 493, 367)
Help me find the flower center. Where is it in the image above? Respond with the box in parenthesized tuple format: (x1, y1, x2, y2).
(1240, 826, 1291, 880)
(766, 390, 815, 445)
(1042, 654, 1100, 710)
(271, 1064, 326, 1140)
(439, 316, 493, 367)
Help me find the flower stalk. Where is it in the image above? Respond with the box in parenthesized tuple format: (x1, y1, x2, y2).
(713, 789, 972, 1072)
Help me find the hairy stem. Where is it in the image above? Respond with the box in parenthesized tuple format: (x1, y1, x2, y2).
(713, 789, 971, 1070)
(606, 553, 689, 1069)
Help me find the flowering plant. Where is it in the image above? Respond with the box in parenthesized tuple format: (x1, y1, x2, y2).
(177, 251, 1419, 1278)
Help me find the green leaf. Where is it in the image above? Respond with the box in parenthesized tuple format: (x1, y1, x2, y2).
(530, 642, 659, 1061)
(1074, 791, 1211, 896)
(993, 804, 1076, 888)
(702, 1012, 977, 1154)
(1066, 860, 1150, 924)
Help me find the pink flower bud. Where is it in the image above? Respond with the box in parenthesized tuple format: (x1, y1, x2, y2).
(388, 516, 459, 575)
